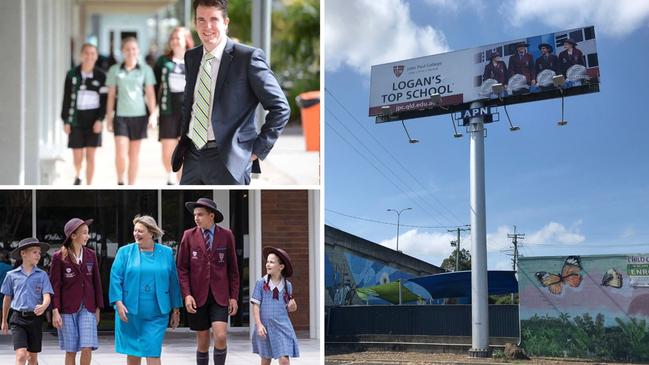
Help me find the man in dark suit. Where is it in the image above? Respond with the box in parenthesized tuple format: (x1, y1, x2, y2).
(175, 0, 290, 185)
(535, 43, 560, 75)
(508, 42, 536, 86)
(177, 198, 239, 365)
(558, 38, 585, 77)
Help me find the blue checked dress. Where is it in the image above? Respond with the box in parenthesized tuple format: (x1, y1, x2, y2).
(251, 276, 299, 359)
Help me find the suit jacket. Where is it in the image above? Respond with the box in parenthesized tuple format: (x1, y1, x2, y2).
(49, 247, 104, 314)
(558, 48, 585, 77)
(483, 61, 508, 84)
(535, 54, 560, 75)
(508, 53, 535, 84)
(176, 225, 239, 307)
(180, 39, 290, 181)
(108, 243, 182, 316)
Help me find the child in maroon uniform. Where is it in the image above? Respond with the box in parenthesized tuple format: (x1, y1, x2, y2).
(50, 218, 103, 365)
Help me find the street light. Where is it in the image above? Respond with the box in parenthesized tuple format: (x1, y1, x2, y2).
(387, 208, 412, 252)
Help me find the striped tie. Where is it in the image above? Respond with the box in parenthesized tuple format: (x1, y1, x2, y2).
(203, 229, 212, 251)
(191, 52, 215, 149)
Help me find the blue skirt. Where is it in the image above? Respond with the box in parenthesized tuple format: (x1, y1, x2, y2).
(114, 294, 167, 357)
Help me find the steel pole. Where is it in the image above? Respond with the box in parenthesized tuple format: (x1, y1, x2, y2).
(456, 228, 460, 271)
(396, 212, 401, 251)
(469, 101, 489, 357)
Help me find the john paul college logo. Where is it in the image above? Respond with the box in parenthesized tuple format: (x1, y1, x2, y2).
(393, 65, 404, 78)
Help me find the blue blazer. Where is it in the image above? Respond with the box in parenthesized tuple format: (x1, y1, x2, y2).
(109, 243, 182, 316)
(180, 38, 290, 181)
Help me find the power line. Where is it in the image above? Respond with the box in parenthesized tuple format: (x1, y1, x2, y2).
(326, 113, 450, 227)
(326, 87, 465, 225)
(325, 208, 463, 229)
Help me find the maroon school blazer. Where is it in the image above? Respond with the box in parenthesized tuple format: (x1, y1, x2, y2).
(176, 225, 240, 307)
(49, 247, 104, 314)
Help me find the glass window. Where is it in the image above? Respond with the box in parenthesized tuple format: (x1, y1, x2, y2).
(36, 189, 158, 329)
(0, 190, 33, 260)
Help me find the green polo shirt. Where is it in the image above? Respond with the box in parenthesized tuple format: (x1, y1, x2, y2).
(106, 63, 156, 117)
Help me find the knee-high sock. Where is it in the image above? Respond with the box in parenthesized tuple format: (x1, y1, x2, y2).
(197, 350, 209, 365)
(213, 347, 227, 365)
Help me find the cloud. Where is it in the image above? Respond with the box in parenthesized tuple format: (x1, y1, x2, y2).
(500, 0, 649, 37)
(377, 220, 584, 269)
(378, 228, 455, 267)
(622, 225, 636, 239)
(527, 221, 585, 244)
(325, 0, 449, 75)
(424, 0, 486, 14)
(486, 221, 584, 252)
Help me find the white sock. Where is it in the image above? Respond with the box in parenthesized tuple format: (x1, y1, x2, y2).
(167, 172, 177, 184)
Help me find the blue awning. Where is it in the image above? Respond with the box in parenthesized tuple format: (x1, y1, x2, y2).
(408, 270, 518, 299)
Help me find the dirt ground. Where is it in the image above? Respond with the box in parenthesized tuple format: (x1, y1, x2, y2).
(325, 351, 640, 365)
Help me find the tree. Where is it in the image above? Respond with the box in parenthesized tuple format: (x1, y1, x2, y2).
(441, 248, 471, 272)
(271, 0, 320, 123)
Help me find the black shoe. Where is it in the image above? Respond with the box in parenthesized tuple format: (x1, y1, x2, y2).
(118, 182, 124, 185)
(74, 177, 81, 185)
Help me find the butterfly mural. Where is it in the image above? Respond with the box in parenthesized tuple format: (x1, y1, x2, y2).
(535, 256, 582, 295)
(601, 268, 623, 288)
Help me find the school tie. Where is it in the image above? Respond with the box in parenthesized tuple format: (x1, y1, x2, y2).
(203, 229, 212, 251)
(191, 52, 215, 149)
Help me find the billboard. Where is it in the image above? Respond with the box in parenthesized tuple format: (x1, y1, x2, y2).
(369, 26, 600, 120)
(518, 254, 649, 362)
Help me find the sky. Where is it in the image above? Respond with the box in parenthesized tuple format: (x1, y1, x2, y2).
(324, 0, 649, 271)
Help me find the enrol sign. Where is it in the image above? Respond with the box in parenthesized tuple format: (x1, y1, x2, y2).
(369, 26, 600, 117)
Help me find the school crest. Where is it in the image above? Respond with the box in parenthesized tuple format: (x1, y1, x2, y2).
(393, 65, 405, 77)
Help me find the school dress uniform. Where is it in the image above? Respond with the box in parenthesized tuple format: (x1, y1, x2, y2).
(109, 243, 182, 358)
(61, 66, 107, 148)
(49, 247, 104, 352)
(507, 52, 535, 84)
(535, 53, 560, 75)
(154, 55, 186, 140)
(558, 48, 585, 77)
(482, 61, 508, 84)
(251, 276, 299, 359)
(0, 266, 54, 352)
(106, 63, 156, 141)
(176, 224, 239, 329)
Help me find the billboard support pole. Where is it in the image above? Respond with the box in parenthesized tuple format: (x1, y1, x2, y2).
(469, 101, 490, 357)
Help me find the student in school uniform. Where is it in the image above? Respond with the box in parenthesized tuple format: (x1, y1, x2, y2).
(50, 218, 104, 365)
(0, 238, 54, 365)
(251, 247, 299, 365)
(154, 27, 194, 185)
(61, 43, 108, 185)
(106, 37, 157, 185)
(176, 198, 239, 365)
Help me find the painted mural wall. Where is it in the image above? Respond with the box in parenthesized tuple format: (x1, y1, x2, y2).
(519, 254, 649, 362)
(325, 247, 431, 306)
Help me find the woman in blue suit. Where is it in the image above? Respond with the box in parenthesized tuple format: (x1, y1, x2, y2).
(109, 215, 182, 364)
